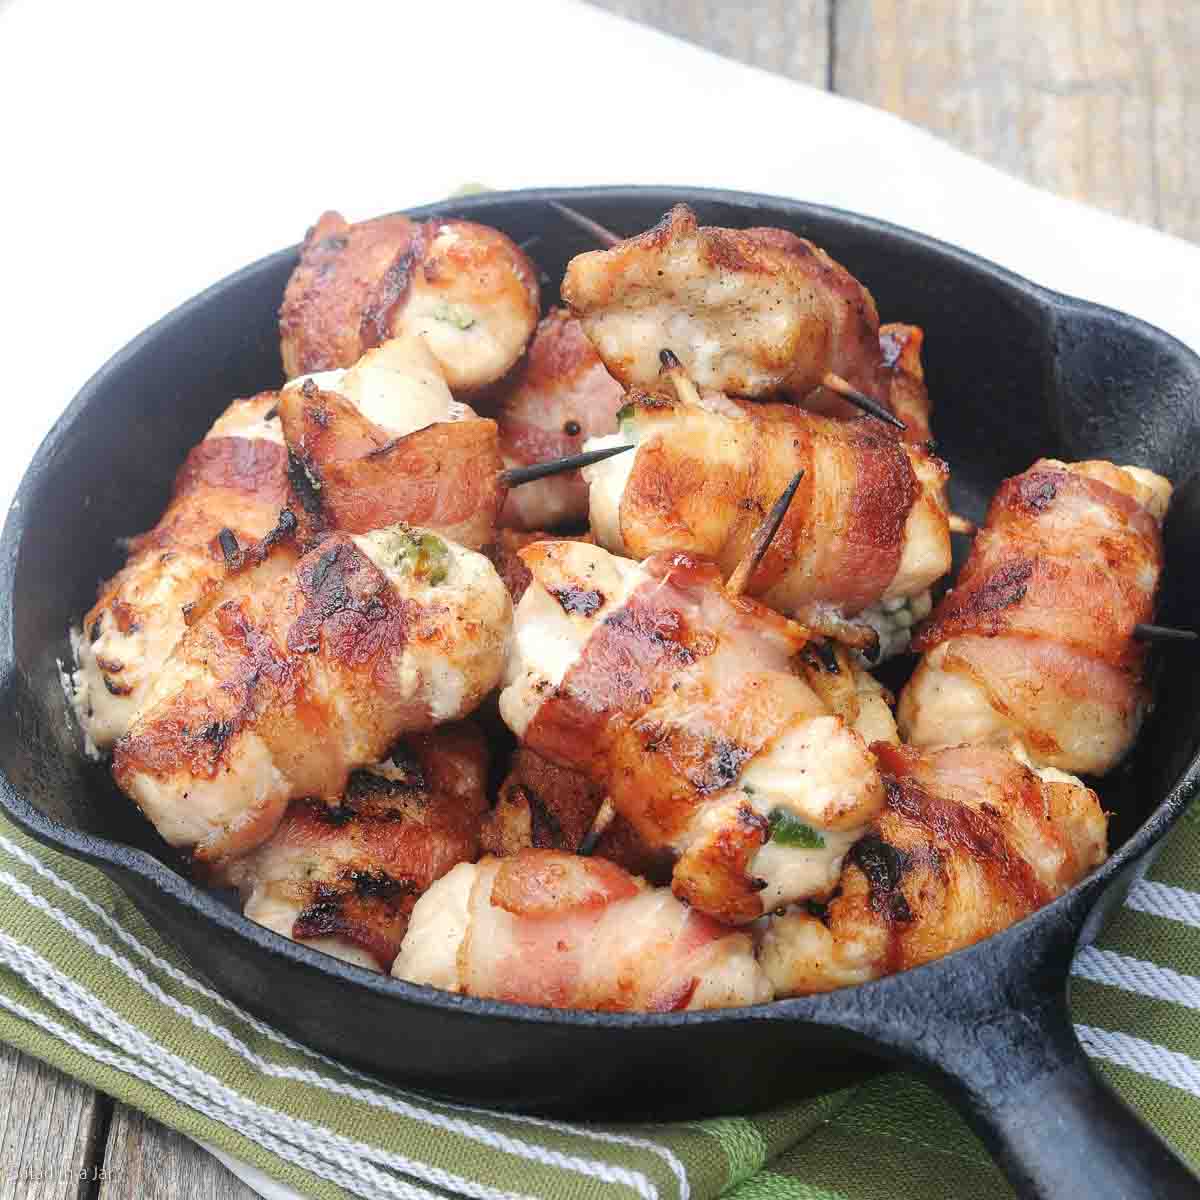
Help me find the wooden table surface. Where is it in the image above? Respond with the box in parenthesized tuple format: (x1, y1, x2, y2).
(3, 2, 1196, 1198)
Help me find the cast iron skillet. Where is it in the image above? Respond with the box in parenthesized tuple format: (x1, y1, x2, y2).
(2, 187, 1200, 1199)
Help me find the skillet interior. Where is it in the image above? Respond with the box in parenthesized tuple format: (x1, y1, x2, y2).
(2, 186, 1200, 1117)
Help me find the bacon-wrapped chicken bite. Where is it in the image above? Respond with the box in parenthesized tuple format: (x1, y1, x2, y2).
(280, 211, 539, 392)
(492, 309, 625, 531)
(279, 336, 504, 550)
(500, 540, 890, 924)
(760, 743, 1107, 995)
(583, 390, 950, 656)
(898, 459, 1172, 775)
(481, 747, 672, 883)
(112, 524, 510, 866)
(561, 204, 881, 409)
(393, 849, 772, 1010)
(70, 394, 288, 751)
(215, 723, 488, 972)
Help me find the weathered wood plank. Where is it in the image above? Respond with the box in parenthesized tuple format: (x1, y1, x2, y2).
(833, 0, 1199, 242)
(98, 1106, 259, 1200)
(0, 1045, 108, 1200)
(589, 0, 831, 88)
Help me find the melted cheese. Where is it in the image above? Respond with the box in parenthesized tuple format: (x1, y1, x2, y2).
(286, 335, 464, 436)
(392, 861, 475, 991)
(581, 430, 638, 555)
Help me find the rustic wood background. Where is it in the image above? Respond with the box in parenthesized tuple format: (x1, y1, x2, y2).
(2, 2, 1195, 1197)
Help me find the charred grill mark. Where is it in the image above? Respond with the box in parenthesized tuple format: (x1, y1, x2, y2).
(884, 776, 1052, 911)
(260, 507, 299, 554)
(218, 528, 241, 569)
(346, 770, 425, 806)
(736, 802, 770, 838)
(550, 585, 605, 618)
(311, 547, 339, 591)
(287, 449, 326, 520)
(970, 559, 1034, 613)
(849, 832, 913, 923)
(634, 721, 753, 796)
(286, 538, 409, 668)
(103, 676, 133, 696)
(89, 618, 103, 643)
(389, 743, 427, 787)
(349, 869, 418, 901)
(200, 720, 235, 754)
(522, 785, 565, 848)
(308, 798, 357, 827)
(706, 740, 753, 795)
(600, 604, 696, 666)
(360, 233, 425, 351)
(1014, 472, 1060, 513)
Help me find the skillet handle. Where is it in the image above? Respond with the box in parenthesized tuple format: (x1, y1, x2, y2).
(828, 893, 1199, 1199)
(930, 992, 1197, 1199)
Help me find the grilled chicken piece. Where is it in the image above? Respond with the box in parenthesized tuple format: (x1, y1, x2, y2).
(215, 723, 488, 972)
(499, 540, 892, 924)
(582, 390, 950, 657)
(492, 309, 625, 530)
(112, 524, 510, 866)
(761, 743, 1107, 995)
(393, 849, 772, 1010)
(485, 528, 596, 606)
(481, 747, 672, 883)
(898, 459, 1172, 775)
(71, 394, 289, 751)
(280, 211, 539, 392)
(279, 336, 504, 550)
(562, 204, 883, 410)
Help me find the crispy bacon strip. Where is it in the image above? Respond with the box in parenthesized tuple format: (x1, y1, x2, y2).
(584, 391, 950, 626)
(760, 743, 1107, 996)
(500, 540, 887, 924)
(481, 747, 672, 883)
(899, 459, 1171, 774)
(278, 379, 504, 551)
(215, 723, 488, 971)
(71, 394, 289, 750)
(280, 211, 539, 392)
(112, 525, 510, 865)
(393, 850, 773, 1010)
(491, 309, 625, 530)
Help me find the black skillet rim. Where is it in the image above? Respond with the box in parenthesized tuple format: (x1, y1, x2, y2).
(2, 183, 1198, 1034)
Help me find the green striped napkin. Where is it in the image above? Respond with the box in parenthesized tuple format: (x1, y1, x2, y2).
(0, 799, 1197, 1200)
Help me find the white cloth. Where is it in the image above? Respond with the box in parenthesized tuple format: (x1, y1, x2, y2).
(1, 1, 1198, 1195)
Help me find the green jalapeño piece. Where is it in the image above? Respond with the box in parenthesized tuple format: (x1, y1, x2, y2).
(767, 809, 826, 849)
